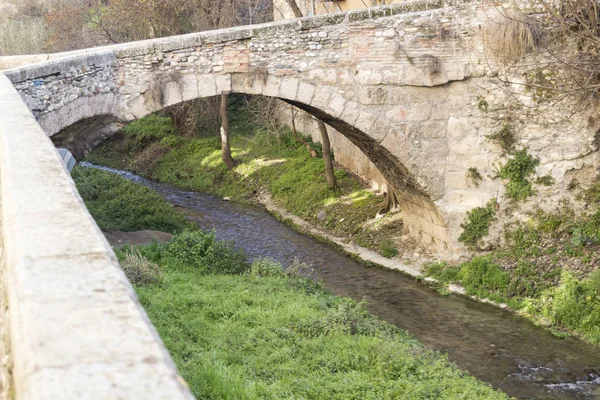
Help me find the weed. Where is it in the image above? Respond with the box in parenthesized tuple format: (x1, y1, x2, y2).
(487, 124, 517, 154)
(466, 167, 483, 187)
(120, 248, 162, 286)
(165, 230, 250, 275)
(380, 239, 399, 258)
(250, 257, 285, 278)
(535, 174, 555, 186)
(459, 199, 497, 248)
(498, 149, 539, 200)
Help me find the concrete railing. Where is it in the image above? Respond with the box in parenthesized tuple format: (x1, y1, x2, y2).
(0, 74, 193, 399)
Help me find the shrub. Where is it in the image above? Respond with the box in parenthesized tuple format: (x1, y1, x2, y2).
(459, 200, 497, 248)
(165, 230, 250, 275)
(459, 257, 510, 297)
(120, 249, 161, 286)
(538, 270, 600, 345)
(498, 149, 539, 200)
(250, 257, 285, 278)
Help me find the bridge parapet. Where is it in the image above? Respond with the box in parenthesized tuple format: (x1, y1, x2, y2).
(0, 74, 193, 399)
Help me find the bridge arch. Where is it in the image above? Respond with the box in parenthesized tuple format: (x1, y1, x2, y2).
(49, 71, 449, 252)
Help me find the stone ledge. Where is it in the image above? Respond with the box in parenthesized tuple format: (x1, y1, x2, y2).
(0, 74, 194, 399)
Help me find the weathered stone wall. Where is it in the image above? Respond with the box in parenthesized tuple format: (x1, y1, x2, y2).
(3, 0, 599, 256)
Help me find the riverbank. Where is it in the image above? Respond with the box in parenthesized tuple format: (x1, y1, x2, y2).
(85, 109, 600, 347)
(71, 167, 508, 399)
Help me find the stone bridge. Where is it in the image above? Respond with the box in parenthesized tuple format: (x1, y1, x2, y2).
(4, 0, 491, 255)
(2, 1, 597, 397)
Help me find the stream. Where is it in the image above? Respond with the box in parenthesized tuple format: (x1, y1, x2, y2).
(83, 163, 600, 400)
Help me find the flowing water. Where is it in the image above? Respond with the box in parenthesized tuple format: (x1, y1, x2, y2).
(83, 163, 600, 400)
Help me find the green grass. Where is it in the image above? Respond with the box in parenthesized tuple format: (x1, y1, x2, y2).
(426, 254, 600, 344)
(122, 239, 508, 399)
(72, 167, 192, 233)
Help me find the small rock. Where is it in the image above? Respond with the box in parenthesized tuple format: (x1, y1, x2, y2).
(317, 210, 327, 221)
(223, 197, 230, 201)
(448, 284, 466, 295)
(339, 218, 345, 222)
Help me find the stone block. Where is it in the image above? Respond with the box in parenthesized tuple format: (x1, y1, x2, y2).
(339, 100, 361, 125)
(215, 74, 232, 94)
(262, 75, 281, 98)
(358, 86, 388, 105)
(311, 85, 332, 110)
(327, 93, 346, 118)
(161, 80, 183, 108)
(179, 73, 199, 102)
(354, 111, 377, 136)
(197, 75, 217, 97)
(297, 81, 315, 105)
(279, 77, 299, 101)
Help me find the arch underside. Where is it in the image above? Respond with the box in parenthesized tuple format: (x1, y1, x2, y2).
(47, 78, 450, 252)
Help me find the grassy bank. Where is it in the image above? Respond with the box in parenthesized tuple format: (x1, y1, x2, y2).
(86, 109, 408, 257)
(72, 167, 192, 233)
(427, 203, 600, 345)
(120, 233, 507, 399)
(74, 166, 507, 399)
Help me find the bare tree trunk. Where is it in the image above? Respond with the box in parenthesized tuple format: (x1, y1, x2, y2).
(220, 93, 235, 169)
(291, 107, 318, 158)
(378, 186, 400, 214)
(318, 121, 338, 190)
(284, 0, 303, 17)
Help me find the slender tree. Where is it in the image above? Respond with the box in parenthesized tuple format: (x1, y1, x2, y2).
(220, 94, 236, 169)
(285, 0, 339, 189)
(317, 121, 338, 190)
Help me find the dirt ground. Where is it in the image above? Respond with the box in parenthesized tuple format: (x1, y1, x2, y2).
(103, 230, 173, 247)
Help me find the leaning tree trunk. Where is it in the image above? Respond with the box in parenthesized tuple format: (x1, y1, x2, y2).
(284, 0, 304, 17)
(318, 120, 338, 190)
(220, 93, 235, 170)
(378, 186, 400, 214)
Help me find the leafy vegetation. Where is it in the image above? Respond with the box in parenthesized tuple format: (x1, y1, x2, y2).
(119, 238, 507, 399)
(380, 239, 399, 258)
(427, 257, 600, 344)
(458, 200, 497, 248)
(72, 167, 192, 233)
(497, 149, 539, 200)
(430, 198, 600, 344)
